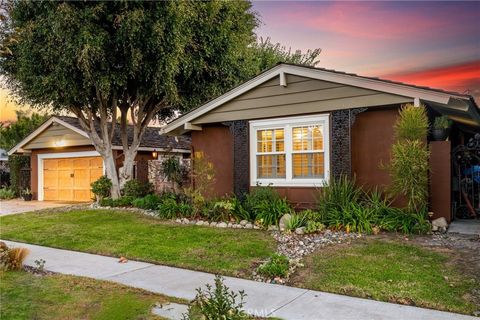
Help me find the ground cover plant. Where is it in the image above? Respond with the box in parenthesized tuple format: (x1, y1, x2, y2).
(0, 270, 170, 320)
(0, 210, 276, 276)
(290, 238, 478, 315)
(256, 254, 290, 278)
(0, 187, 16, 200)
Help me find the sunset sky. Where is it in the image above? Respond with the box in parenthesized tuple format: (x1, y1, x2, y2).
(1, 1, 479, 122)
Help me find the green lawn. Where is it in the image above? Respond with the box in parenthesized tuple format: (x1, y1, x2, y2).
(0, 270, 169, 319)
(0, 209, 276, 276)
(290, 239, 478, 315)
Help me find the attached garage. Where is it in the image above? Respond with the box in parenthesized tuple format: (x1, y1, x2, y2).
(9, 116, 191, 201)
(41, 154, 103, 201)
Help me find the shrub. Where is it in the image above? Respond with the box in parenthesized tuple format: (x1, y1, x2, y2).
(184, 152, 215, 215)
(323, 201, 378, 234)
(132, 194, 162, 210)
(379, 208, 431, 234)
(8, 155, 29, 196)
(433, 115, 451, 130)
(243, 185, 280, 213)
(284, 214, 306, 231)
(231, 197, 251, 222)
(394, 104, 428, 141)
(100, 196, 135, 207)
(0, 187, 16, 200)
(305, 221, 325, 234)
(91, 176, 112, 201)
(157, 195, 193, 219)
(202, 199, 236, 222)
(183, 275, 248, 320)
(317, 175, 363, 219)
(299, 209, 322, 222)
(0, 242, 30, 271)
(255, 197, 292, 227)
(122, 179, 153, 198)
(162, 156, 189, 187)
(257, 254, 290, 278)
(389, 104, 429, 213)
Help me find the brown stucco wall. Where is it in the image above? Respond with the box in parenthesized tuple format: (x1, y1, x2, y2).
(191, 125, 234, 198)
(429, 141, 452, 222)
(351, 107, 398, 192)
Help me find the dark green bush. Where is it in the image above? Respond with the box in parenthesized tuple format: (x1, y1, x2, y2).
(255, 197, 292, 227)
(122, 179, 153, 198)
(8, 155, 29, 196)
(317, 175, 363, 219)
(242, 186, 292, 226)
(91, 176, 112, 200)
(183, 275, 247, 320)
(0, 187, 16, 200)
(379, 208, 431, 234)
(100, 196, 135, 207)
(157, 195, 193, 219)
(284, 214, 306, 231)
(202, 199, 235, 222)
(323, 201, 378, 233)
(132, 194, 162, 210)
(257, 254, 290, 278)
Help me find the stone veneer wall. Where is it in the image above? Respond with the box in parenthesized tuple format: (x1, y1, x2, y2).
(224, 120, 249, 199)
(148, 156, 190, 193)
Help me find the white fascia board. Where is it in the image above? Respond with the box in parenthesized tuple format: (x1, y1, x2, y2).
(8, 117, 89, 156)
(162, 64, 469, 135)
(111, 146, 190, 153)
(162, 64, 284, 134)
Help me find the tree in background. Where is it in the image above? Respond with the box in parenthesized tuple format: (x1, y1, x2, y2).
(0, 1, 320, 198)
(0, 110, 49, 150)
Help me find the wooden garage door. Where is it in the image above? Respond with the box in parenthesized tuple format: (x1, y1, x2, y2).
(43, 157, 103, 201)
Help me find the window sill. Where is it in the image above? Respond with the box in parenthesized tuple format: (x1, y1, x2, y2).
(251, 179, 328, 188)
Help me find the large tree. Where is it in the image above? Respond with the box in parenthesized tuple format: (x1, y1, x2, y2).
(0, 1, 320, 198)
(0, 110, 49, 150)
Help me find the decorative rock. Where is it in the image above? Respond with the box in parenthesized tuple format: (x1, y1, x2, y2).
(295, 227, 305, 235)
(217, 222, 227, 228)
(253, 225, 260, 229)
(196, 221, 204, 226)
(279, 214, 292, 231)
(240, 220, 248, 226)
(183, 218, 190, 224)
(210, 222, 217, 227)
(245, 223, 253, 229)
(268, 225, 279, 231)
(432, 217, 448, 229)
(175, 219, 182, 224)
(189, 220, 196, 225)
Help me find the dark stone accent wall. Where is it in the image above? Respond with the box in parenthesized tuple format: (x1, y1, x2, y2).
(331, 110, 351, 179)
(224, 121, 249, 198)
(330, 108, 368, 179)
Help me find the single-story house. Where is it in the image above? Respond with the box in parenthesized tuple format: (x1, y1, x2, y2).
(9, 116, 191, 201)
(162, 63, 480, 223)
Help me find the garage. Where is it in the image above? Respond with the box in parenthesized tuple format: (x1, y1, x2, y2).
(42, 156, 103, 201)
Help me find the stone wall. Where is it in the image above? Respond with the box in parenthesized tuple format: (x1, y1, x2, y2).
(148, 156, 190, 194)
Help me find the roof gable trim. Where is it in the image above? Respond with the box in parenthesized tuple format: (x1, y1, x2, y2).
(162, 64, 470, 134)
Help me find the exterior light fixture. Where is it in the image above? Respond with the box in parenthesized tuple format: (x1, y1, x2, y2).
(152, 149, 158, 159)
(54, 138, 66, 147)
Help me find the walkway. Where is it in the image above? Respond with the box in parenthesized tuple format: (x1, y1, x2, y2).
(3, 240, 476, 320)
(0, 199, 72, 216)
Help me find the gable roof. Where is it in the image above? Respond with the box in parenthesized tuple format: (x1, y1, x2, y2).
(9, 116, 191, 155)
(162, 63, 479, 135)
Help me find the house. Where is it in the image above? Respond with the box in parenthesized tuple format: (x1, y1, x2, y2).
(162, 63, 480, 223)
(9, 116, 191, 201)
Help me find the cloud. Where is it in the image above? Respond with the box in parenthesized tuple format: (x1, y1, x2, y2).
(384, 60, 480, 100)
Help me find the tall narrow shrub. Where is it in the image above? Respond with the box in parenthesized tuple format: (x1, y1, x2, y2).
(389, 104, 429, 213)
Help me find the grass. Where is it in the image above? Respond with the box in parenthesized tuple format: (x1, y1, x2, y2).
(0, 209, 276, 276)
(290, 239, 478, 315)
(0, 270, 169, 319)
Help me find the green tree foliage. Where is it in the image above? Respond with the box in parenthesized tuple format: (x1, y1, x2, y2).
(0, 111, 49, 150)
(0, 1, 321, 198)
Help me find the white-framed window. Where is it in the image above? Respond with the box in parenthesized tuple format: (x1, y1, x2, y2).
(249, 114, 330, 187)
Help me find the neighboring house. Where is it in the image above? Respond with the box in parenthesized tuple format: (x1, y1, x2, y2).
(0, 148, 8, 171)
(162, 63, 480, 223)
(9, 116, 190, 201)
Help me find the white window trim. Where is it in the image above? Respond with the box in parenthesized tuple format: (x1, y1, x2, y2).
(249, 114, 330, 187)
(37, 151, 104, 201)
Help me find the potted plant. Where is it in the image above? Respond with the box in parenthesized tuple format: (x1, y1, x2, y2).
(22, 188, 33, 201)
(432, 115, 451, 141)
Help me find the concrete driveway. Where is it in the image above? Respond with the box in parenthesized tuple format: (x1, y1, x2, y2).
(0, 199, 73, 216)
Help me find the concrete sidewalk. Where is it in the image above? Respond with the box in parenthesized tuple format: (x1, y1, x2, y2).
(3, 240, 476, 320)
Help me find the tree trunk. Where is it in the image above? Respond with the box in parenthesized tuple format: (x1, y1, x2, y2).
(119, 149, 137, 188)
(103, 149, 121, 199)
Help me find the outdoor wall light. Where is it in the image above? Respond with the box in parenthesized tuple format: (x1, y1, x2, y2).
(54, 138, 66, 147)
(152, 149, 158, 159)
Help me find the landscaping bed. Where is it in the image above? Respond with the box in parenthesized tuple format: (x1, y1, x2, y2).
(0, 270, 171, 319)
(289, 236, 480, 315)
